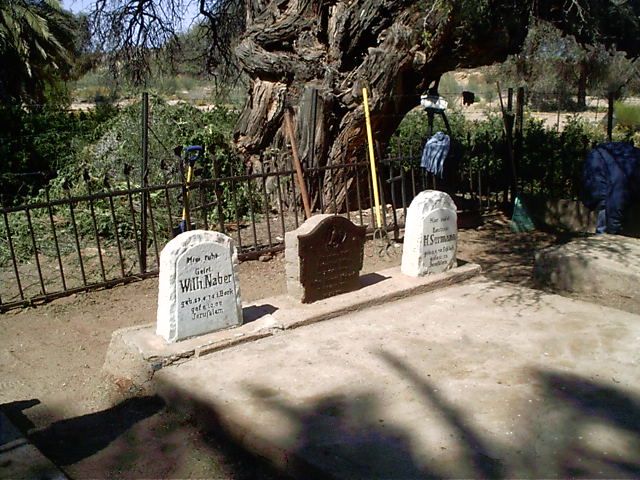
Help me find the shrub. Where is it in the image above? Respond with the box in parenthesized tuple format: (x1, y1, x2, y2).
(614, 101, 640, 134)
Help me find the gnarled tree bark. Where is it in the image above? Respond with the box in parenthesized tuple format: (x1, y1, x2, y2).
(231, 0, 639, 211)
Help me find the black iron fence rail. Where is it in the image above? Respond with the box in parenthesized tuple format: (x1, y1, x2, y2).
(0, 154, 500, 312)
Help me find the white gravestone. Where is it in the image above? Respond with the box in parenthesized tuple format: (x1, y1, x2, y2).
(401, 190, 458, 277)
(157, 230, 242, 343)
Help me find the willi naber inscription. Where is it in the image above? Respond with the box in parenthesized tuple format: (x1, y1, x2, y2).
(285, 215, 366, 303)
(157, 230, 242, 343)
(401, 190, 458, 277)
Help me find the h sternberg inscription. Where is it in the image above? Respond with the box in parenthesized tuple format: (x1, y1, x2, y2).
(421, 209, 457, 270)
(401, 190, 458, 277)
(157, 230, 242, 343)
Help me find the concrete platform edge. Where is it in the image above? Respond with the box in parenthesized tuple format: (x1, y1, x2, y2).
(103, 262, 481, 385)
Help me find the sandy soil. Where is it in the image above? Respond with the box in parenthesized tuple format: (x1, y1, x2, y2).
(0, 215, 636, 479)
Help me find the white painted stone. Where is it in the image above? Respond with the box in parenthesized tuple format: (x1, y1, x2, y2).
(401, 190, 458, 277)
(157, 230, 242, 343)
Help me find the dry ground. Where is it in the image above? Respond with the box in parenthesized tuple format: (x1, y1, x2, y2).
(1, 215, 636, 479)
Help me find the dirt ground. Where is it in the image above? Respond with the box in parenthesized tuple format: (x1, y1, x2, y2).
(1, 214, 636, 479)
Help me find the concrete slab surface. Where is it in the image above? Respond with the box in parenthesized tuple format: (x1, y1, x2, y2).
(155, 278, 640, 479)
(104, 263, 480, 384)
(534, 234, 640, 297)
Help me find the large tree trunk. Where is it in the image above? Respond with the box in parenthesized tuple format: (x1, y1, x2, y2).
(232, 0, 534, 212)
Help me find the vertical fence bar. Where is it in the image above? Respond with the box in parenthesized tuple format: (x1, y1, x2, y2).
(515, 87, 525, 187)
(355, 167, 364, 226)
(146, 190, 160, 268)
(274, 169, 287, 240)
(247, 178, 259, 251)
(107, 191, 126, 278)
(366, 163, 376, 227)
(556, 91, 561, 132)
(290, 171, 300, 228)
(344, 166, 352, 222)
(330, 167, 338, 214)
(213, 160, 226, 234)
(2, 210, 24, 300)
(45, 188, 67, 291)
(231, 178, 243, 251)
(83, 173, 107, 282)
(160, 161, 175, 238)
(140, 92, 149, 273)
(65, 186, 87, 287)
(261, 171, 273, 248)
(199, 184, 209, 231)
(387, 160, 399, 240)
(478, 170, 482, 211)
(400, 164, 407, 219)
(318, 171, 324, 213)
(25, 208, 46, 295)
(124, 167, 143, 272)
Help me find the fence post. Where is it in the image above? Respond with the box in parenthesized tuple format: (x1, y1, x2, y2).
(607, 92, 615, 141)
(140, 92, 149, 273)
(556, 91, 561, 132)
(515, 87, 525, 191)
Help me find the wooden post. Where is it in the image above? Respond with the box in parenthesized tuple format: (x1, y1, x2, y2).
(284, 110, 312, 220)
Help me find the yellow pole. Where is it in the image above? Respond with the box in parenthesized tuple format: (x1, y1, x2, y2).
(362, 87, 383, 229)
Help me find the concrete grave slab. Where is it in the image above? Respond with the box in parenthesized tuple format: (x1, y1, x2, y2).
(104, 263, 481, 385)
(157, 230, 242, 343)
(402, 190, 458, 277)
(154, 279, 640, 478)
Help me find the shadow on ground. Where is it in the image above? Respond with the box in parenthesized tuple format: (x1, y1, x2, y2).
(103, 351, 640, 479)
(4, 328, 640, 478)
(2, 396, 286, 479)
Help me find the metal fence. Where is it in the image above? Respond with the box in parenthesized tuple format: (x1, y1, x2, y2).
(0, 148, 502, 312)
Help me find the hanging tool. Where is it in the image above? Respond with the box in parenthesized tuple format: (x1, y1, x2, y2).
(362, 87, 395, 257)
(174, 145, 203, 237)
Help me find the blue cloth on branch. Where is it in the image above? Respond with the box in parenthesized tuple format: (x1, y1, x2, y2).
(582, 142, 640, 234)
(420, 131, 450, 178)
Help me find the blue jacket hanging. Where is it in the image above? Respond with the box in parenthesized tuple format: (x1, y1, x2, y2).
(582, 142, 640, 234)
(421, 131, 450, 178)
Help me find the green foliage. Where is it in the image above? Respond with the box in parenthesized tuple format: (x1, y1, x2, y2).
(0, 0, 79, 105)
(0, 103, 119, 204)
(389, 108, 612, 201)
(614, 101, 640, 134)
(0, 98, 253, 264)
(492, 21, 639, 111)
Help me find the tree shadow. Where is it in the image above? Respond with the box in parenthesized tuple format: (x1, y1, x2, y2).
(522, 369, 640, 478)
(6, 354, 640, 479)
(27, 396, 165, 466)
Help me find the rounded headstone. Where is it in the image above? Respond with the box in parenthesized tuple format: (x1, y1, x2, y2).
(157, 230, 242, 343)
(401, 190, 458, 277)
